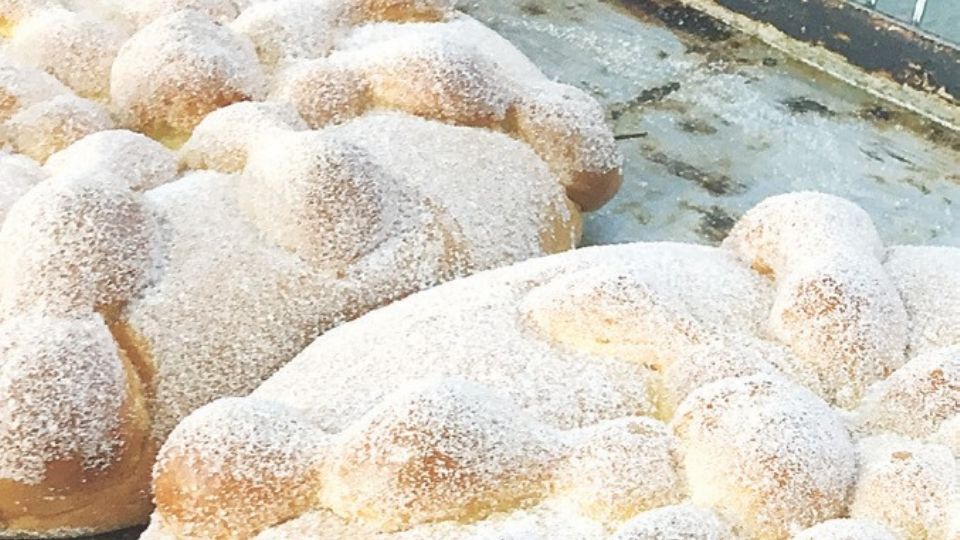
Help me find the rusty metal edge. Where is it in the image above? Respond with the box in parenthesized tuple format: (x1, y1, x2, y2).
(618, 0, 960, 132)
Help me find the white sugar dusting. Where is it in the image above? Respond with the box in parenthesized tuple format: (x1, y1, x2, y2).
(179, 100, 307, 172)
(885, 245, 960, 355)
(850, 435, 959, 539)
(0, 314, 126, 484)
(0, 62, 70, 122)
(671, 375, 857, 539)
(724, 192, 909, 408)
(2, 93, 114, 162)
(110, 9, 266, 137)
(856, 346, 960, 439)
(230, 0, 341, 69)
(0, 170, 157, 317)
(0, 151, 45, 225)
(328, 112, 576, 268)
(792, 518, 898, 540)
(611, 503, 735, 540)
(6, 7, 127, 99)
(45, 129, 178, 191)
(145, 191, 960, 539)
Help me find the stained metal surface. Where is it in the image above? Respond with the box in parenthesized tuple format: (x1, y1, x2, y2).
(670, 0, 960, 106)
(857, 0, 960, 42)
(461, 0, 960, 247)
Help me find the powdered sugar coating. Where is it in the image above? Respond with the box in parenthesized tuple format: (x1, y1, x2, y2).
(0, 314, 126, 484)
(767, 257, 909, 407)
(154, 397, 327, 539)
(146, 189, 960, 538)
(519, 260, 773, 373)
(329, 16, 622, 209)
(724, 192, 909, 408)
(850, 435, 959, 539)
(885, 245, 960, 355)
(252, 245, 734, 433)
(0, 62, 69, 122)
(555, 416, 684, 521)
(323, 378, 560, 531)
(179, 100, 307, 172)
(231, 0, 341, 68)
(611, 503, 735, 540)
(3, 93, 114, 162)
(110, 9, 266, 140)
(671, 375, 857, 539)
(360, 34, 516, 127)
(857, 347, 960, 439)
(95, 0, 243, 31)
(0, 171, 156, 317)
(931, 415, 960, 456)
(45, 129, 178, 191)
(792, 518, 898, 540)
(723, 192, 884, 275)
(328, 112, 578, 268)
(269, 55, 372, 128)
(658, 337, 801, 418)
(123, 170, 353, 440)
(0, 151, 45, 224)
(239, 129, 401, 267)
(126, 111, 575, 441)
(7, 7, 127, 99)
(0, 5, 622, 537)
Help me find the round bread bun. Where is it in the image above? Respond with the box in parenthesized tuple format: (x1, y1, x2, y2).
(7, 7, 127, 99)
(850, 435, 958, 539)
(154, 398, 326, 540)
(0, 314, 153, 537)
(792, 518, 898, 540)
(361, 35, 515, 129)
(45, 129, 178, 191)
(322, 378, 559, 532)
(511, 82, 622, 211)
(3, 94, 114, 162)
(857, 346, 960, 439)
(0, 152, 46, 224)
(0, 171, 155, 316)
(0, 62, 70, 122)
(269, 56, 372, 128)
(671, 375, 857, 538)
(179, 100, 307, 172)
(555, 417, 684, 521)
(230, 0, 340, 69)
(110, 9, 265, 143)
(239, 129, 397, 267)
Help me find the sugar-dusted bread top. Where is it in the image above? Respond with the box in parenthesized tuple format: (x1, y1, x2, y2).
(0, 2, 618, 537)
(149, 193, 960, 540)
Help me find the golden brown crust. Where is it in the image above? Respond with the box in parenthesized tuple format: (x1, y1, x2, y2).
(0, 345, 155, 537)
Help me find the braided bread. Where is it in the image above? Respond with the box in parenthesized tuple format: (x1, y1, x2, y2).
(0, 1, 619, 537)
(149, 193, 960, 539)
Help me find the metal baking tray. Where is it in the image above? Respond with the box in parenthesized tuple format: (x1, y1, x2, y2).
(465, 0, 960, 249)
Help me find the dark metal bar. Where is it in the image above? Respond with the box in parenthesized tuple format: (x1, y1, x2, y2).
(622, 0, 960, 105)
